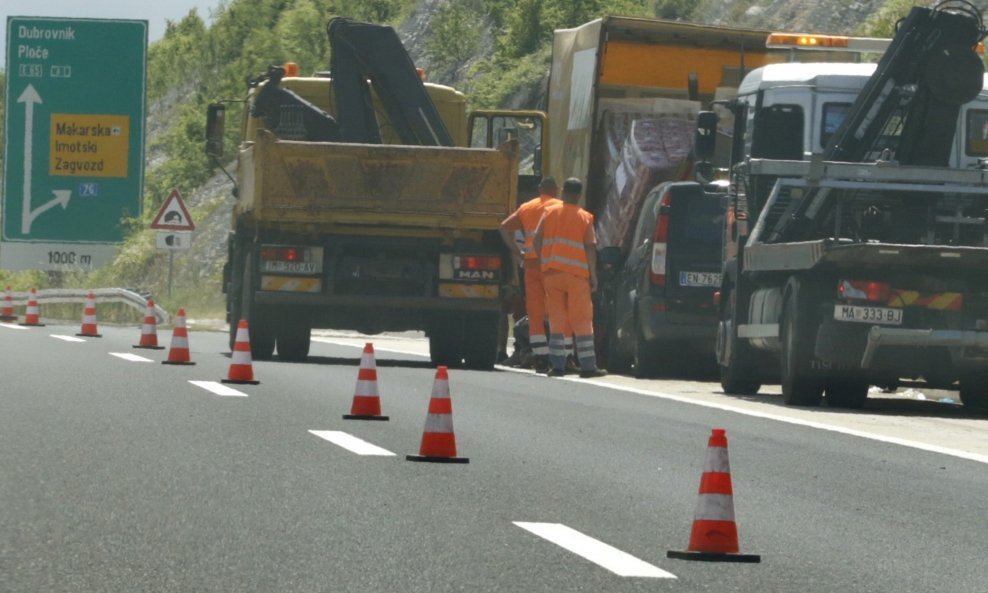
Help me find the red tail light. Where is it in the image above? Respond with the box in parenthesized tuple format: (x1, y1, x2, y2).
(455, 255, 502, 271)
(838, 279, 891, 303)
(650, 191, 672, 287)
(261, 246, 306, 263)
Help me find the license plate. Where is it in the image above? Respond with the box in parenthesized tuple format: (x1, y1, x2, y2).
(834, 304, 903, 325)
(679, 271, 721, 287)
(261, 261, 318, 274)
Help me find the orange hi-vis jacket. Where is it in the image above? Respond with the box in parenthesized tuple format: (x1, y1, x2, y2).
(517, 194, 562, 261)
(539, 202, 594, 279)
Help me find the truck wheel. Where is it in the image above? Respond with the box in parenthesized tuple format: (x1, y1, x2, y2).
(604, 312, 632, 374)
(277, 315, 311, 362)
(958, 372, 988, 409)
(238, 254, 275, 360)
(429, 315, 464, 368)
(780, 291, 823, 406)
(463, 312, 499, 370)
(631, 327, 662, 378)
(825, 380, 869, 409)
(718, 289, 761, 395)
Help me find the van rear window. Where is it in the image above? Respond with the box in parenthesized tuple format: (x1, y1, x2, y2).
(672, 195, 723, 249)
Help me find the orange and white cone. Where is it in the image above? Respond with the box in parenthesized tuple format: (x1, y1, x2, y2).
(222, 319, 259, 384)
(133, 299, 165, 349)
(0, 286, 15, 321)
(162, 308, 195, 366)
(667, 428, 760, 563)
(406, 366, 468, 463)
(19, 288, 44, 327)
(343, 343, 389, 420)
(76, 291, 102, 337)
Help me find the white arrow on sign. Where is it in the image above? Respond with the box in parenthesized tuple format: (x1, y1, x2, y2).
(18, 84, 72, 235)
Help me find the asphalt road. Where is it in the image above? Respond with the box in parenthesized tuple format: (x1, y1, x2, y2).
(2, 321, 987, 592)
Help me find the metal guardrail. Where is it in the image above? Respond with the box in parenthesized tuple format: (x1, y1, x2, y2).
(2, 288, 169, 325)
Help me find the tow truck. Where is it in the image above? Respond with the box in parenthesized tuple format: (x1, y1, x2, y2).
(709, 1, 988, 408)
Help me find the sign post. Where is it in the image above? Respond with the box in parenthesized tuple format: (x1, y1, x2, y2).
(151, 189, 195, 297)
(2, 17, 147, 270)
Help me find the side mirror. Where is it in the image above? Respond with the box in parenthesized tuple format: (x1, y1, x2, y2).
(533, 145, 543, 176)
(694, 110, 718, 162)
(206, 103, 226, 158)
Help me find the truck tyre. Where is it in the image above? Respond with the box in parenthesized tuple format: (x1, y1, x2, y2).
(277, 314, 311, 362)
(238, 252, 276, 360)
(718, 288, 761, 395)
(462, 312, 499, 370)
(631, 326, 662, 378)
(604, 311, 632, 374)
(780, 288, 823, 407)
(429, 315, 464, 368)
(825, 380, 869, 409)
(958, 372, 988, 409)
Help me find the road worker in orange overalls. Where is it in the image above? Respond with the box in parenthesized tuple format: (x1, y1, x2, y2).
(533, 178, 607, 378)
(499, 176, 561, 373)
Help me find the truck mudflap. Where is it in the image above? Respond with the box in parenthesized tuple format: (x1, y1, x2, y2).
(860, 326, 988, 369)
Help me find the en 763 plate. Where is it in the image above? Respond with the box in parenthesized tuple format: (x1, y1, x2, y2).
(834, 304, 903, 325)
(679, 271, 722, 287)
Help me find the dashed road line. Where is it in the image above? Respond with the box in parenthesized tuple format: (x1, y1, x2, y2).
(513, 522, 676, 578)
(0, 322, 28, 330)
(308, 430, 396, 456)
(312, 339, 988, 465)
(51, 334, 86, 343)
(110, 352, 153, 362)
(189, 380, 248, 397)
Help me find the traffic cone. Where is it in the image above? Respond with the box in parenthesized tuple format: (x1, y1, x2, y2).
(343, 343, 389, 420)
(0, 286, 15, 321)
(222, 319, 260, 384)
(76, 291, 102, 337)
(133, 299, 165, 349)
(406, 366, 468, 463)
(162, 308, 195, 366)
(19, 288, 44, 327)
(667, 428, 760, 563)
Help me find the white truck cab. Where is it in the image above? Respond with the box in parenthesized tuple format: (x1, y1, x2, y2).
(733, 61, 988, 168)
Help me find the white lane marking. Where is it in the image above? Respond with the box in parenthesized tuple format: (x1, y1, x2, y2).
(110, 352, 153, 362)
(573, 378, 988, 466)
(513, 522, 676, 579)
(0, 322, 28, 330)
(308, 430, 396, 456)
(311, 339, 988, 466)
(189, 380, 248, 397)
(51, 334, 85, 343)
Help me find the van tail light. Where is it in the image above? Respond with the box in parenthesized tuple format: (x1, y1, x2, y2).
(650, 191, 672, 287)
(838, 279, 891, 303)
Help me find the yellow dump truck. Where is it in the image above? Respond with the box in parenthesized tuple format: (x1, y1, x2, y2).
(206, 19, 521, 368)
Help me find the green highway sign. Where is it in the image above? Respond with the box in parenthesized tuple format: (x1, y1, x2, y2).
(2, 17, 147, 270)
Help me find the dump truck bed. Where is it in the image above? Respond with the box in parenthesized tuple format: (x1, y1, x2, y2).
(237, 130, 518, 232)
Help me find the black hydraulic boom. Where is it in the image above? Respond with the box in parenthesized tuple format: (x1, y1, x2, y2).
(327, 17, 454, 146)
(766, 1, 986, 243)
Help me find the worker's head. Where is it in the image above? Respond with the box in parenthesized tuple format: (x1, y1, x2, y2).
(562, 177, 583, 204)
(539, 176, 558, 197)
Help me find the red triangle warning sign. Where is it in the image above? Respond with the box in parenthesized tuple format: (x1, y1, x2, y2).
(150, 189, 195, 231)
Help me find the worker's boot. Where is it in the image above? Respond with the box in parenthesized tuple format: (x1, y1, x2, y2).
(533, 355, 550, 374)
